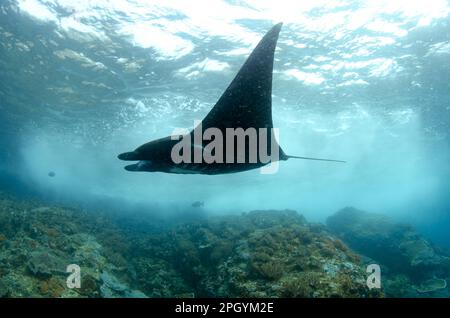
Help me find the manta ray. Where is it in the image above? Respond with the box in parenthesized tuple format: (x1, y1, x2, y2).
(118, 23, 344, 175)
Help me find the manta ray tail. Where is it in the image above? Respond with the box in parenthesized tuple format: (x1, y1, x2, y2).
(285, 154, 346, 163)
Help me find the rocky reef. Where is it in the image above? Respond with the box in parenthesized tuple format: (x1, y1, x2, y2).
(327, 207, 450, 297)
(124, 210, 379, 297)
(0, 192, 145, 297)
(0, 192, 448, 298)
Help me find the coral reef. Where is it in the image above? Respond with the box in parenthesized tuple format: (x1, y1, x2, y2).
(0, 192, 145, 298)
(327, 207, 450, 297)
(1, 192, 448, 298)
(107, 209, 381, 298)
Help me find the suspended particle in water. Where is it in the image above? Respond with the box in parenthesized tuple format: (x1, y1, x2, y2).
(48, 171, 56, 177)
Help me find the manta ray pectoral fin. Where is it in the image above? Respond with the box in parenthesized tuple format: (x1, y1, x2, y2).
(196, 22, 283, 133)
(286, 155, 346, 163)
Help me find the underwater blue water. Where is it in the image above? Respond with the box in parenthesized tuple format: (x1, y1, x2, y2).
(0, 0, 450, 251)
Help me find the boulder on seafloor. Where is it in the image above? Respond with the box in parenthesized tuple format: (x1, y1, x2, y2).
(100, 272, 147, 298)
(326, 207, 450, 281)
(415, 278, 447, 294)
(27, 249, 66, 278)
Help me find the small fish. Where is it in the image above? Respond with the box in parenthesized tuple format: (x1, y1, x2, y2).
(48, 171, 56, 177)
(191, 201, 204, 208)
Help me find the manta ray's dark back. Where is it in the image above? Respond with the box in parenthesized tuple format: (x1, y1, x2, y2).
(118, 22, 345, 174)
(197, 22, 283, 133)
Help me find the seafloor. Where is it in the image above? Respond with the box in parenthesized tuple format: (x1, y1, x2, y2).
(0, 191, 448, 298)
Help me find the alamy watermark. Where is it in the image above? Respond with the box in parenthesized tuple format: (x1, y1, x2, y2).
(66, 264, 81, 289)
(170, 120, 281, 174)
(366, 264, 381, 289)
